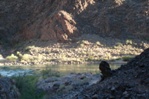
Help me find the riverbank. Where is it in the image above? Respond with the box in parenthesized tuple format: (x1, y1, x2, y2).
(1, 48, 149, 99)
(0, 34, 149, 66)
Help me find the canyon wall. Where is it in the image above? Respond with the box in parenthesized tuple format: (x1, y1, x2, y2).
(0, 0, 148, 44)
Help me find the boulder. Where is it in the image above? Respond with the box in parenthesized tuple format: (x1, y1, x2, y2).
(99, 61, 112, 80)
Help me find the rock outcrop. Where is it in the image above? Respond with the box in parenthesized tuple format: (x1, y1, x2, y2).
(99, 61, 112, 80)
(73, 48, 149, 99)
(0, 0, 148, 44)
(0, 77, 20, 99)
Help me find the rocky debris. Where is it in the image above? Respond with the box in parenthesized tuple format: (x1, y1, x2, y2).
(0, 77, 20, 99)
(2, 34, 149, 66)
(37, 73, 100, 99)
(0, 0, 148, 44)
(73, 48, 149, 99)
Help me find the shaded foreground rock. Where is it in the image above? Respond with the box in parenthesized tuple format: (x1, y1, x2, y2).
(37, 73, 100, 99)
(99, 61, 112, 80)
(73, 48, 149, 99)
(0, 77, 20, 99)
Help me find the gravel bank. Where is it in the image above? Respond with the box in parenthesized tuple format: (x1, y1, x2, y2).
(1, 34, 149, 66)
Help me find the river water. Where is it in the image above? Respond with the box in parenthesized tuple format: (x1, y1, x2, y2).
(0, 62, 125, 77)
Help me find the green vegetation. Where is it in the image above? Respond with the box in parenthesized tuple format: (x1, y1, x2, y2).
(113, 42, 123, 49)
(6, 54, 18, 61)
(87, 55, 95, 61)
(21, 54, 32, 62)
(105, 53, 112, 60)
(81, 40, 90, 45)
(16, 51, 23, 59)
(34, 55, 43, 61)
(11, 69, 60, 99)
(110, 55, 134, 62)
(24, 46, 35, 52)
(95, 41, 103, 46)
(122, 56, 134, 61)
(77, 40, 90, 47)
(126, 39, 133, 45)
(12, 75, 45, 99)
(41, 68, 60, 79)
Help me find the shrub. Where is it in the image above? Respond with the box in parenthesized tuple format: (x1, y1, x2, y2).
(113, 42, 123, 49)
(87, 55, 95, 61)
(32, 55, 43, 63)
(21, 54, 32, 62)
(126, 39, 133, 45)
(24, 46, 35, 52)
(81, 40, 90, 45)
(122, 56, 134, 61)
(96, 41, 102, 46)
(6, 54, 18, 61)
(16, 51, 23, 60)
(77, 40, 90, 47)
(41, 68, 60, 79)
(12, 75, 45, 99)
(105, 53, 112, 60)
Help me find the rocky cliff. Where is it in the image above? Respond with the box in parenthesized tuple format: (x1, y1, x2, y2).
(0, 0, 148, 44)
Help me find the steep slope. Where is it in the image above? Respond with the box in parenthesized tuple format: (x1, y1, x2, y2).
(74, 48, 149, 99)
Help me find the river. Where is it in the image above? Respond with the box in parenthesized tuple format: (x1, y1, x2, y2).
(0, 61, 125, 77)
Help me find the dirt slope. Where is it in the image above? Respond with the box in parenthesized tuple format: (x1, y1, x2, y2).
(0, 0, 148, 44)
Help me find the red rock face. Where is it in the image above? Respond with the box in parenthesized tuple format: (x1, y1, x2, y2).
(39, 10, 78, 41)
(19, 0, 95, 42)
